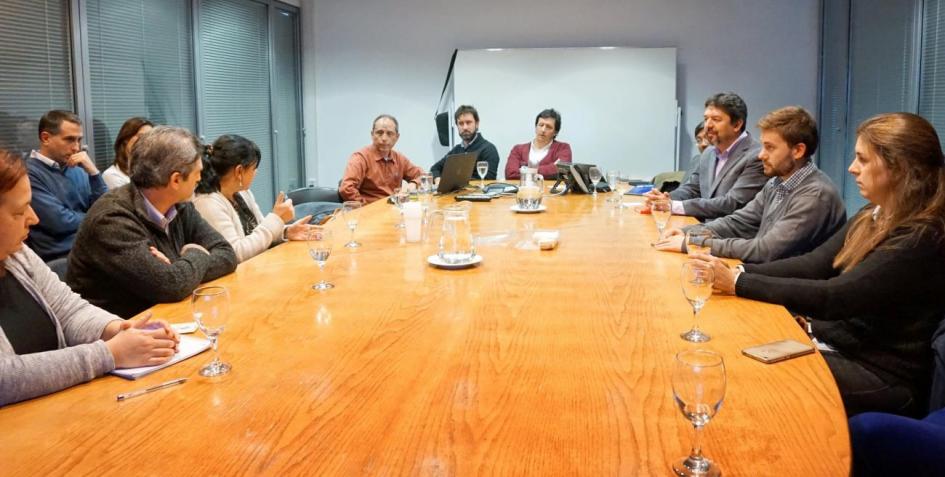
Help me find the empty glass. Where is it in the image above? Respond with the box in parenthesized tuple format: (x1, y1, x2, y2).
(418, 175, 434, 215)
(307, 226, 333, 290)
(341, 201, 361, 248)
(651, 198, 672, 238)
(685, 228, 715, 256)
(672, 349, 726, 477)
(391, 187, 408, 229)
(680, 260, 714, 342)
(476, 160, 489, 190)
(588, 166, 602, 197)
(192, 285, 231, 377)
(606, 170, 619, 204)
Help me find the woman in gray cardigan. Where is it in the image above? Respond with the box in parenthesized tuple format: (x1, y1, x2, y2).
(0, 148, 179, 406)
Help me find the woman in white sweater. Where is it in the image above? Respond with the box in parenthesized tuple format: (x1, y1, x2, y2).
(192, 135, 313, 262)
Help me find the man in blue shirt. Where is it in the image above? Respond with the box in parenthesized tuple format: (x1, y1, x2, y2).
(25, 110, 107, 261)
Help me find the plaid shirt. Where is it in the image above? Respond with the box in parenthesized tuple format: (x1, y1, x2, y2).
(771, 161, 817, 205)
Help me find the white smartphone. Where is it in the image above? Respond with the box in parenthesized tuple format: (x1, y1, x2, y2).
(742, 339, 815, 364)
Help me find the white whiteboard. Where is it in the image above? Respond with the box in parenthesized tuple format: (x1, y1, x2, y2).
(453, 47, 678, 180)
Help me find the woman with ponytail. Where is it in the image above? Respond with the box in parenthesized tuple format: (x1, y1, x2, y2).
(700, 113, 945, 417)
(192, 135, 313, 262)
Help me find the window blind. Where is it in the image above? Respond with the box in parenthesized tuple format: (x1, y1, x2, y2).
(0, 0, 74, 158)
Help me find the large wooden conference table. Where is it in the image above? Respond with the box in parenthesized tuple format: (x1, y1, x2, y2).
(0, 191, 850, 476)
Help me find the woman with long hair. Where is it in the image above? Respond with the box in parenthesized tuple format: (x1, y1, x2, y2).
(192, 134, 313, 262)
(0, 148, 178, 406)
(102, 117, 153, 189)
(701, 113, 945, 417)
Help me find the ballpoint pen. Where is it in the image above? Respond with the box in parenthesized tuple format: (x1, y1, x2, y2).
(116, 377, 187, 401)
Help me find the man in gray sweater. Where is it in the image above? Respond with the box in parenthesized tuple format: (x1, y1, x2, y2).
(654, 106, 846, 263)
(67, 126, 237, 317)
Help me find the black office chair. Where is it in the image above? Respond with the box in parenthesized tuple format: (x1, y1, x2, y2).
(286, 186, 342, 204)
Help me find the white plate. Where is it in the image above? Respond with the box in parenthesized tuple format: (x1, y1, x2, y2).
(510, 204, 547, 213)
(427, 254, 483, 269)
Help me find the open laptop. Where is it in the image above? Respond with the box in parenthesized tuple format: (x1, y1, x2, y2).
(436, 151, 479, 194)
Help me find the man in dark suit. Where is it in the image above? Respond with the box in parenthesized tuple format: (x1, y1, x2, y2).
(430, 105, 500, 181)
(646, 92, 766, 221)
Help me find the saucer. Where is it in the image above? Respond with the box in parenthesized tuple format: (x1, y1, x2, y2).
(510, 204, 547, 213)
(427, 254, 483, 269)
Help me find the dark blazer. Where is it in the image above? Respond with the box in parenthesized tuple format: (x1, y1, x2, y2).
(670, 134, 765, 220)
(504, 140, 572, 179)
(430, 133, 500, 180)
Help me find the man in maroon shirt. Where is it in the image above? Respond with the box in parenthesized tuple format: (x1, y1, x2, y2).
(339, 115, 424, 204)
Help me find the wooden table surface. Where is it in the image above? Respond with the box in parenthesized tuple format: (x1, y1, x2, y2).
(0, 191, 850, 476)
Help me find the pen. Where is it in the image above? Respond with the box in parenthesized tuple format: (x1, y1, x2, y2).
(116, 377, 187, 401)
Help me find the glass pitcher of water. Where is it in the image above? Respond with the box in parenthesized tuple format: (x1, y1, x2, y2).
(429, 203, 476, 264)
(517, 167, 544, 210)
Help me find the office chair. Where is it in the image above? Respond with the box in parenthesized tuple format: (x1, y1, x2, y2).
(286, 186, 342, 224)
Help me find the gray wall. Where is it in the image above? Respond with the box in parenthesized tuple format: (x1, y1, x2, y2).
(300, 0, 821, 186)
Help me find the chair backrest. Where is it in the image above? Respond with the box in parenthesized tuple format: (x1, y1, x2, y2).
(930, 317, 945, 412)
(651, 170, 686, 193)
(287, 186, 341, 204)
(46, 257, 68, 281)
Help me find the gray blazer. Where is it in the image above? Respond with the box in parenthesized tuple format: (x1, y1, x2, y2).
(670, 134, 766, 220)
(0, 246, 118, 406)
(689, 166, 846, 263)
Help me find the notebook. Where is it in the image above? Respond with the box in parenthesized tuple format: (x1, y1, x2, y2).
(110, 335, 212, 380)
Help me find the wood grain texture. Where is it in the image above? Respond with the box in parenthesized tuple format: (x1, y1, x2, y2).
(0, 192, 850, 476)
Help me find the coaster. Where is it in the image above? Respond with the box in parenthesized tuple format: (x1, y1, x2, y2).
(427, 254, 483, 269)
(510, 204, 547, 213)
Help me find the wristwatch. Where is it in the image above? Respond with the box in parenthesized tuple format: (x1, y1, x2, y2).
(733, 264, 745, 286)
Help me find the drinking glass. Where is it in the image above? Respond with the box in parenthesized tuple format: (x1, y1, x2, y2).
(391, 187, 408, 229)
(418, 175, 434, 215)
(342, 200, 361, 248)
(651, 198, 672, 238)
(307, 226, 334, 290)
(476, 161, 489, 190)
(606, 170, 619, 204)
(672, 349, 726, 477)
(685, 228, 715, 256)
(588, 166, 602, 198)
(680, 260, 714, 342)
(192, 285, 231, 377)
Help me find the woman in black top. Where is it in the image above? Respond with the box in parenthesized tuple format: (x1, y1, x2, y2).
(701, 113, 945, 417)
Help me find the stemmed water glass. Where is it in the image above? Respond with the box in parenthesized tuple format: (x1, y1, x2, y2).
(342, 201, 361, 248)
(685, 228, 715, 256)
(476, 161, 489, 190)
(672, 349, 726, 477)
(680, 260, 715, 342)
(391, 187, 408, 229)
(651, 198, 672, 238)
(192, 285, 231, 377)
(307, 225, 334, 290)
(588, 166, 602, 198)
